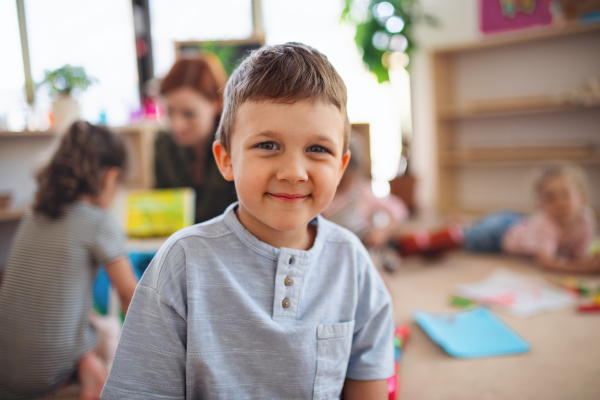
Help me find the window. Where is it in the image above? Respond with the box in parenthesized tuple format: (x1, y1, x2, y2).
(150, 0, 254, 78)
(0, 1, 27, 131)
(25, 0, 140, 127)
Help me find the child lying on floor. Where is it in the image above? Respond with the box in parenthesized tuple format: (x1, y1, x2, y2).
(400, 164, 599, 272)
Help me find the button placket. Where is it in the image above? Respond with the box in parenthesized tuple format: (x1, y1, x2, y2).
(272, 251, 304, 319)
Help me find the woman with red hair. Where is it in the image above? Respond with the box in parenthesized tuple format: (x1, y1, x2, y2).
(156, 55, 237, 223)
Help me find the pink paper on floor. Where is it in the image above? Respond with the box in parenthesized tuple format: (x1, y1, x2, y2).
(455, 269, 576, 317)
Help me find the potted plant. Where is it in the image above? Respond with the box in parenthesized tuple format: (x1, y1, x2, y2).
(341, 0, 437, 82)
(39, 65, 95, 131)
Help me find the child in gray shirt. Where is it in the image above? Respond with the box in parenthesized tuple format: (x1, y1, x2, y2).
(103, 43, 394, 400)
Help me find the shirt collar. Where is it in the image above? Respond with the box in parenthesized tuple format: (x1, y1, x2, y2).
(223, 202, 326, 262)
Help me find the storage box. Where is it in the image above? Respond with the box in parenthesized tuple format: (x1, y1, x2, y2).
(126, 188, 196, 238)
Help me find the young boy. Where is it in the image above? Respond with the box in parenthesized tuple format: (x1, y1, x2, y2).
(101, 43, 394, 400)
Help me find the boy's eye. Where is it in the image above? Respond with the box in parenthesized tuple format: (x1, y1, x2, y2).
(256, 141, 279, 151)
(308, 145, 330, 154)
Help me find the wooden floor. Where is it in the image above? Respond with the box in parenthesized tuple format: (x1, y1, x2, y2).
(387, 252, 600, 400)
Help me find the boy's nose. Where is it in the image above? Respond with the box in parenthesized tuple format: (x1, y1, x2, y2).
(276, 153, 308, 183)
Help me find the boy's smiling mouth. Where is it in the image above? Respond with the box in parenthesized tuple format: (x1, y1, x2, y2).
(267, 193, 309, 202)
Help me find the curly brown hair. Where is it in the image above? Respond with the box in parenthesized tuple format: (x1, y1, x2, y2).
(34, 121, 127, 218)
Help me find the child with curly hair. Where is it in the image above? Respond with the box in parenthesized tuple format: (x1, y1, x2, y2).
(0, 121, 138, 400)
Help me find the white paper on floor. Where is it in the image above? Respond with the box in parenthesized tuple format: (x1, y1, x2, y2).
(455, 269, 576, 318)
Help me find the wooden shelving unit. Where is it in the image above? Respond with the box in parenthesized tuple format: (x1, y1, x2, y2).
(441, 145, 600, 166)
(0, 130, 58, 138)
(432, 23, 600, 214)
(0, 122, 162, 224)
(438, 96, 600, 120)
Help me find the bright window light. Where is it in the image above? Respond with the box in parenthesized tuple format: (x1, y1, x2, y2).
(372, 179, 391, 199)
(0, 1, 27, 131)
(25, 0, 140, 127)
(150, 0, 253, 78)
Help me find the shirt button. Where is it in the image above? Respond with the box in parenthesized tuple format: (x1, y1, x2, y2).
(282, 298, 291, 308)
(284, 276, 293, 286)
(288, 256, 293, 265)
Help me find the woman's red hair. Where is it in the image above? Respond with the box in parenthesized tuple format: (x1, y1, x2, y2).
(160, 53, 228, 111)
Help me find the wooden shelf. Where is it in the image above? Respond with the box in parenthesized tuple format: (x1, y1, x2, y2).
(435, 21, 600, 54)
(432, 22, 600, 214)
(0, 130, 57, 138)
(0, 122, 162, 138)
(438, 96, 599, 120)
(0, 206, 28, 222)
(442, 146, 599, 166)
(458, 206, 600, 223)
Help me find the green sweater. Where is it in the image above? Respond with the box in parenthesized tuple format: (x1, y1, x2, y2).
(154, 132, 237, 224)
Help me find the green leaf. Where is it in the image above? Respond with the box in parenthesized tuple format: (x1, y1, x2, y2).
(38, 64, 95, 97)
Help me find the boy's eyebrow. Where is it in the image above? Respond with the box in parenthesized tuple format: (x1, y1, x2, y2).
(253, 131, 279, 139)
(253, 131, 338, 144)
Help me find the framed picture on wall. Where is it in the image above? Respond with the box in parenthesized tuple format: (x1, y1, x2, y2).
(479, 0, 553, 34)
(174, 39, 264, 77)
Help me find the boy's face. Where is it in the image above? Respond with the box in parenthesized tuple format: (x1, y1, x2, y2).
(213, 100, 350, 244)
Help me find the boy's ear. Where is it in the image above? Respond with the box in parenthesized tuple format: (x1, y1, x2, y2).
(337, 150, 351, 185)
(213, 140, 234, 181)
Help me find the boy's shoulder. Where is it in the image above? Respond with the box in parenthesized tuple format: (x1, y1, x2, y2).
(161, 214, 234, 253)
(317, 216, 372, 263)
(141, 215, 234, 288)
(319, 216, 361, 244)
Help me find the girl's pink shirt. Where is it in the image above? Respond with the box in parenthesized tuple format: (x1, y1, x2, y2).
(323, 180, 409, 226)
(502, 206, 597, 258)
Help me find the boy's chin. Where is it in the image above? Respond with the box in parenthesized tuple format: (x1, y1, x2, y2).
(267, 217, 314, 233)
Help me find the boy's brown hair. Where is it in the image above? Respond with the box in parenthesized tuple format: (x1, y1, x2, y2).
(216, 42, 350, 153)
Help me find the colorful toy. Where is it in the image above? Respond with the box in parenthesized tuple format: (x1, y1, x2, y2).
(126, 188, 196, 238)
(398, 225, 463, 257)
(450, 295, 477, 308)
(588, 238, 600, 257)
(577, 303, 600, 313)
(576, 285, 600, 313)
(387, 324, 411, 400)
(547, 276, 590, 297)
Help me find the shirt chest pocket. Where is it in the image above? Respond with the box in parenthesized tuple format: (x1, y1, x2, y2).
(313, 320, 355, 400)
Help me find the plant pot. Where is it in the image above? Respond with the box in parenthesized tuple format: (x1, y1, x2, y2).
(52, 94, 80, 132)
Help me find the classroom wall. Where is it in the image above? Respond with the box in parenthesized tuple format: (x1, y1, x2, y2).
(0, 135, 57, 265)
(410, 0, 479, 214)
(409, 0, 600, 215)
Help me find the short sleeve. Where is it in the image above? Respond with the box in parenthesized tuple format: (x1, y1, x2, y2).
(346, 253, 395, 380)
(92, 213, 127, 266)
(101, 242, 188, 400)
